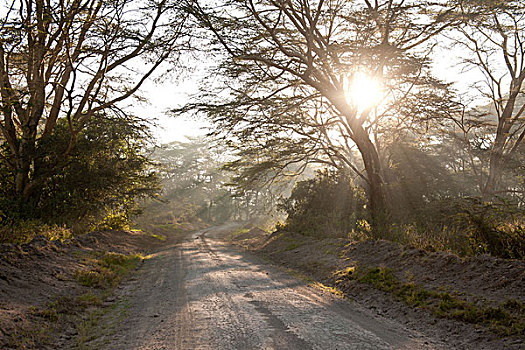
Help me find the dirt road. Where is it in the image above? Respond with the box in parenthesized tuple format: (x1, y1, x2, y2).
(92, 225, 442, 349)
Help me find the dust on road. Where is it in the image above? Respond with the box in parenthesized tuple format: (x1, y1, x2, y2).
(91, 225, 440, 349)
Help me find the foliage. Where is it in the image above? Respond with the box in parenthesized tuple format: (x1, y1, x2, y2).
(0, 114, 160, 232)
(0, 219, 72, 244)
(0, 0, 188, 234)
(181, 0, 459, 223)
(279, 170, 367, 237)
(139, 138, 234, 225)
(138, 137, 288, 227)
(386, 197, 524, 258)
(336, 266, 525, 336)
(350, 197, 525, 259)
(279, 154, 524, 258)
(448, 0, 525, 198)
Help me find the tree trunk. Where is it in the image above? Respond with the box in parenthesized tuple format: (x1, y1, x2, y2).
(483, 142, 504, 199)
(15, 132, 35, 200)
(352, 124, 389, 227)
(482, 84, 520, 200)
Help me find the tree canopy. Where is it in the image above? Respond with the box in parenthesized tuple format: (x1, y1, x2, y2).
(180, 0, 460, 223)
(0, 0, 187, 211)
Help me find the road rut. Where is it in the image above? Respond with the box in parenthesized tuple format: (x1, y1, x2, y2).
(95, 226, 441, 349)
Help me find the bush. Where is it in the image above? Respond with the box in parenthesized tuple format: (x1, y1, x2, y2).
(278, 169, 367, 237)
(0, 220, 72, 244)
(388, 197, 525, 258)
(0, 114, 160, 229)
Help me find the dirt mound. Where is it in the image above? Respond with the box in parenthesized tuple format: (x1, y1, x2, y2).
(0, 230, 166, 349)
(342, 240, 525, 304)
(231, 227, 268, 241)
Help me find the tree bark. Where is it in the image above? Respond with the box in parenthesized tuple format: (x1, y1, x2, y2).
(352, 123, 388, 226)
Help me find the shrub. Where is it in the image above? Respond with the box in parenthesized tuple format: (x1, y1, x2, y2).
(408, 197, 525, 258)
(0, 114, 160, 229)
(0, 220, 72, 244)
(279, 169, 367, 237)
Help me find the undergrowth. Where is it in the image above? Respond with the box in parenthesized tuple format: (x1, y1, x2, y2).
(0, 219, 72, 244)
(74, 251, 143, 289)
(335, 266, 525, 336)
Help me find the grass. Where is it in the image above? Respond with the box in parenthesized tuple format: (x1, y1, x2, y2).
(6, 320, 51, 349)
(76, 308, 107, 348)
(231, 228, 250, 237)
(150, 233, 167, 241)
(77, 292, 103, 307)
(11, 296, 82, 348)
(75, 251, 143, 289)
(284, 242, 303, 251)
(8, 250, 143, 349)
(336, 265, 525, 336)
(73, 251, 143, 347)
(157, 223, 182, 232)
(313, 281, 344, 297)
(0, 219, 72, 244)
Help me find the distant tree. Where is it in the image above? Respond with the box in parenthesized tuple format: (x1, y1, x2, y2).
(0, 0, 187, 215)
(142, 137, 290, 225)
(152, 138, 232, 222)
(181, 0, 458, 225)
(451, 0, 525, 199)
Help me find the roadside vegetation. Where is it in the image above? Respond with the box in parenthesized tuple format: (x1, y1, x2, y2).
(279, 169, 525, 259)
(5, 244, 146, 349)
(336, 266, 524, 336)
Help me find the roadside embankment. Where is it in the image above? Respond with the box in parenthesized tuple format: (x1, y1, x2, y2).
(229, 227, 525, 349)
(0, 228, 172, 349)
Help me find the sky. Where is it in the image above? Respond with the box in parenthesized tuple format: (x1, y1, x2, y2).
(0, 1, 492, 146)
(132, 77, 209, 144)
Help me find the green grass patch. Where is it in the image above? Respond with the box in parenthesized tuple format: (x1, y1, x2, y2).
(77, 292, 103, 307)
(157, 223, 181, 231)
(338, 265, 525, 336)
(11, 296, 82, 348)
(284, 242, 303, 251)
(75, 252, 143, 289)
(150, 233, 167, 241)
(313, 281, 344, 297)
(232, 228, 250, 237)
(76, 308, 106, 348)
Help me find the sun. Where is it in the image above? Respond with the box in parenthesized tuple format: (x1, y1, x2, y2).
(346, 72, 383, 112)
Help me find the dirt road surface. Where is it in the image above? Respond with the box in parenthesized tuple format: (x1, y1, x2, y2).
(92, 225, 444, 349)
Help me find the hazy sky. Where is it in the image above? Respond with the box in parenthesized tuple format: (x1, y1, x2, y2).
(0, 1, 489, 145)
(132, 77, 209, 144)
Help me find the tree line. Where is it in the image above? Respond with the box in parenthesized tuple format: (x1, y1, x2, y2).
(0, 1, 524, 257)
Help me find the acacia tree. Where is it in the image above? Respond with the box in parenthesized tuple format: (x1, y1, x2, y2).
(182, 0, 457, 224)
(0, 0, 187, 209)
(140, 137, 286, 225)
(451, 0, 525, 199)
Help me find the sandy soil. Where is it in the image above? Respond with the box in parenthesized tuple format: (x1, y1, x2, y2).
(233, 229, 525, 349)
(87, 224, 445, 349)
(0, 229, 167, 349)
